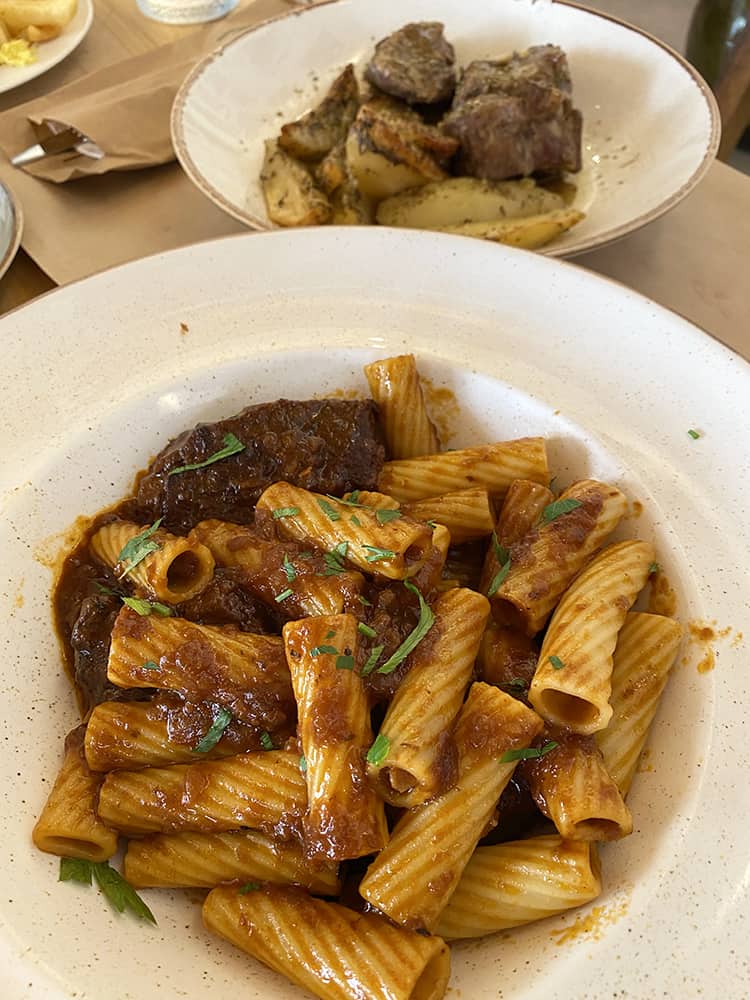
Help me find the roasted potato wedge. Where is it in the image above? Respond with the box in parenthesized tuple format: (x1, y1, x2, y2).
(315, 141, 348, 195)
(330, 179, 376, 225)
(346, 101, 449, 200)
(260, 140, 331, 228)
(376, 177, 565, 229)
(0, 0, 75, 32)
(363, 96, 459, 165)
(278, 64, 360, 162)
(435, 208, 585, 248)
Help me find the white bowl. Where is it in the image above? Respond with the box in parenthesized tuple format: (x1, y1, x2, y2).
(1, 227, 749, 998)
(172, 0, 720, 256)
(0, 179, 22, 280)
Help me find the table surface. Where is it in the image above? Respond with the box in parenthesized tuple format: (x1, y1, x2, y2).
(0, 0, 748, 362)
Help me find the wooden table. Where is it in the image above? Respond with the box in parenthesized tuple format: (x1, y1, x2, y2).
(1, 0, 749, 362)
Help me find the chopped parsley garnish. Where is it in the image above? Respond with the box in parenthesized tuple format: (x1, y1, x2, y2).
(357, 594, 372, 607)
(272, 506, 300, 520)
(93, 582, 116, 596)
(311, 644, 338, 657)
(500, 741, 559, 763)
(361, 644, 385, 675)
(323, 542, 349, 576)
(548, 655, 565, 671)
(317, 498, 341, 521)
(260, 731, 274, 751)
(363, 545, 396, 563)
(328, 491, 362, 508)
(336, 654, 355, 671)
(282, 554, 296, 583)
(350, 515, 362, 528)
(487, 532, 512, 598)
(357, 622, 377, 639)
(297, 551, 314, 560)
(167, 433, 245, 476)
(376, 509, 402, 525)
(274, 588, 294, 603)
(325, 629, 336, 639)
(141, 660, 160, 671)
(648, 561, 661, 575)
(193, 707, 232, 753)
(541, 498, 583, 523)
(366, 733, 390, 766)
(377, 581, 434, 675)
(117, 519, 162, 578)
(687, 429, 701, 440)
(502, 677, 528, 694)
(122, 596, 173, 617)
(59, 858, 156, 924)
(299, 754, 307, 773)
(238, 882, 261, 894)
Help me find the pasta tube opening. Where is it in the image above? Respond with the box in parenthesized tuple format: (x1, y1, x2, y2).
(536, 690, 601, 730)
(411, 948, 452, 1000)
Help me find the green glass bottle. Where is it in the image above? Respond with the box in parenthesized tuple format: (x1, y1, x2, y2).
(686, 0, 748, 84)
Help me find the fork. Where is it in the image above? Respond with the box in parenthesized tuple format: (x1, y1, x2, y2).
(11, 118, 104, 167)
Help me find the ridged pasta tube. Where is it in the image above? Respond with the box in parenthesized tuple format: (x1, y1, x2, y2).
(257, 482, 433, 580)
(530, 539, 656, 734)
(378, 439, 549, 503)
(368, 588, 490, 807)
(84, 700, 283, 771)
(402, 488, 495, 543)
(124, 828, 340, 894)
(97, 750, 307, 836)
(489, 479, 627, 634)
(189, 519, 364, 617)
(33, 726, 118, 861)
(523, 730, 632, 840)
(364, 353, 440, 459)
(203, 883, 451, 1000)
(596, 612, 683, 796)
(434, 836, 601, 939)
(91, 519, 214, 603)
(106, 608, 294, 731)
(359, 682, 543, 930)
(479, 479, 553, 597)
(283, 614, 387, 861)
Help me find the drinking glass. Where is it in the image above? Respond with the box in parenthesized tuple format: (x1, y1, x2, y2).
(136, 0, 239, 25)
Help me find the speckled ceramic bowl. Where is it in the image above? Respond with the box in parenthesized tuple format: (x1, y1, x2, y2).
(171, 0, 720, 256)
(1, 228, 748, 998)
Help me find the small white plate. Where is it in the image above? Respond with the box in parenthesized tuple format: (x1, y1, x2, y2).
(172, 0, 720, 256)
(1, 228, 749, 998)
(0, 0, 94, 96)
(0, 179, 22, 278)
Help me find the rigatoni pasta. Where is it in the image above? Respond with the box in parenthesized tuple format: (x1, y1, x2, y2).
(364, 353, 440, 458)
(402, 488, 495, 543)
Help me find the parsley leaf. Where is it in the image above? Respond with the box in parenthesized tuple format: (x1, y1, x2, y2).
(500, 741, 559, 763)
(377, 581, 435, 675)
(336, 654, 355, 671)
(376, 509, 402, 525)
(363, 545, 396, 563)
(540, 498, 583, 524)
(275, 587, 294, 603)
(328, 491, 363, 508)
(366, 733, 390, 766)
(357, 622, 377, 639)
(260, 731, 274, 751)
(357, 594, 372, 607)
(361, 644, 385, 675)
(282, 554, 296, 583)
(117, 519, 162, 578)
(141, 660, 160, 671)
(311, 644, 338, 657)
(487, 530, 512, 598)
(122, 597, 173, 617)
(502, 678, 528, 694)
(317, 498, 341, 521)
(193, 707, 232, 753)
(299, 754, 307, 773)
(167, 433, 245, 476)
(323, 542, 349, 576)
(548, 655, 565, 671)
(325, 629, 336, 639)
(687, 429, 701, 440)
(350, 514, 362, 528)
(272, 506, 300, 520)
(238, 882, 261, 894)
(648, 561, 661, 575)
(60, 859, 156, 923)
(93, 582, 117, 597)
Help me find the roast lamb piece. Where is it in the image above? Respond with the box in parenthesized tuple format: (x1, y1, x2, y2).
(364, 21, 456, 105)
(136, 398, 386, 534)
(443, 45, 582, 180)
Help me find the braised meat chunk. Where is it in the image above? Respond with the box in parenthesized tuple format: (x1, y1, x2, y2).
(443, 45, 582, 180)
(364, 21, 456, 105)
(136, 398, 386, 534)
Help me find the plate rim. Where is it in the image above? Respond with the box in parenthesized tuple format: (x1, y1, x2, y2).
(170, 0, 721, 257)
(0, 0, 95, 97)
(0, 178, 23, 281)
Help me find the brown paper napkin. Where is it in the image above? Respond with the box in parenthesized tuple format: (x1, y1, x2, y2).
(0, 0, 292, 284)
(4, 2, 286, 183)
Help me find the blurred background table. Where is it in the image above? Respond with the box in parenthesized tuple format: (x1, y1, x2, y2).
(0, 0, 748, 362)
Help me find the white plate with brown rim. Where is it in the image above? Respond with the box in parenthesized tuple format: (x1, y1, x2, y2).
(171, 0, 720, 256)
(0, 0, 94, 96)
(1, 226, 748, 998)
